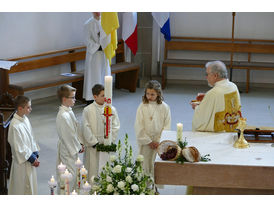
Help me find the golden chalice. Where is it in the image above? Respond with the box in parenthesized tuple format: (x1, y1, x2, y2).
(233, 117, 250, 149)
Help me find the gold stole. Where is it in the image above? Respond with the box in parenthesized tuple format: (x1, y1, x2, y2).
(214, 91, 242, 132)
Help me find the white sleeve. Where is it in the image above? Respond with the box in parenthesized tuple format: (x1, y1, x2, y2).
(82, 108, 98, 147)
(192, 91, 217, 131)
(57, 115, 81, 156)
(84, 21, 100, 55)
(111, 107, 120, 143)
(8, 126, 33, 164)
(134, 104, 152, 145)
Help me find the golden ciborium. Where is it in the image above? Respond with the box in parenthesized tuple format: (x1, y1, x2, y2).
(233, 117, 250, 149)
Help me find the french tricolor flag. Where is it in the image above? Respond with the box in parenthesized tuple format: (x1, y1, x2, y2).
(152, 12, 171, 41)
(122, 12, 138, 55)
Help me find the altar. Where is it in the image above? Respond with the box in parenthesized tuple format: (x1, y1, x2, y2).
(154, 130, 274, 195)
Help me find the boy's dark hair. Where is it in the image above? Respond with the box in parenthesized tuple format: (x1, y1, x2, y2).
(142, 80, 163, 104)
(92, 84, 104, 96)
(14, 95, 30, 109)
(57, 84, 76, 102)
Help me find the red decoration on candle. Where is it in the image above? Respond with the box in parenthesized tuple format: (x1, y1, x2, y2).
(104, 106, 112, 139)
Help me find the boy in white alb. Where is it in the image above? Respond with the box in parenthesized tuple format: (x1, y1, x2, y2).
(8, 95, 40, 195)
(82, 84, 120, 182)
(56, 85, 84, 193)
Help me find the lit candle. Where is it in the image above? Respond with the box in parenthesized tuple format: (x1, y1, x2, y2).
(75, 157, 83, 192)
(104, 76, 113, 102)
(57, 162, 66, 195)
(82, 182, 91, 195)
(80, 166, 88, 183)
(70, 190, 78, 195)
(75, 157, 82, 167)
(50, 176, 55, 183)
(64, 169, 69, 176)
(177, 123, 183, 141)
(104, 75, 113, 145)
(57, 162, 66, 173)
(61, 169, 73, 195)
(48, 175, 57, 195)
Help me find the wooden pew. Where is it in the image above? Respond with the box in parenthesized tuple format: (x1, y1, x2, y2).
(7, 46, 86, 99)
(162, 36, 274, 92)
(6, 40, 139, 99)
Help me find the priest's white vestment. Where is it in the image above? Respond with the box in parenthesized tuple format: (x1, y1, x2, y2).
(83, 17, 111, 101)
(135, 101, 171, 177)
(56, 105, 83, 193)
(8, 113, 40, 195)
(82, 102, 120, 182)
(192, 79, 241, 132)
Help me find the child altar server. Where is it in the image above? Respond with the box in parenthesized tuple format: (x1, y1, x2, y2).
(8, 95, 40, 195)
(56, 85, 84, 193)
(82, 84, 120, 182)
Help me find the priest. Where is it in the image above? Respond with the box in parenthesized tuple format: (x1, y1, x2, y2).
(8, 96, 40, 195)
(191, 60, 242, 132)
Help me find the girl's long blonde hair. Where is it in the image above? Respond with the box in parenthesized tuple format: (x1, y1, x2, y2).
(142, 80, 163, 104)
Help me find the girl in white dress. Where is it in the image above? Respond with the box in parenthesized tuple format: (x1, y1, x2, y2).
(135, 80, 171, 178)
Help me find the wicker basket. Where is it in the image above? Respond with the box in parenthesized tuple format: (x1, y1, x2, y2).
(157, 140, 181, 161)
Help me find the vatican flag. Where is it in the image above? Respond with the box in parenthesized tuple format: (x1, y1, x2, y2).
(100, 12, 120, 66)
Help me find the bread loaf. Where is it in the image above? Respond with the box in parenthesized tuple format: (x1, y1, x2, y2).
(182, 146, 201, 162)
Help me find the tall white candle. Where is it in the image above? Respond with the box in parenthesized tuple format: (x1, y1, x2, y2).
(177, 123, 183, 141)
(104, 75, 113, 145)
(104, 76, 112, 103)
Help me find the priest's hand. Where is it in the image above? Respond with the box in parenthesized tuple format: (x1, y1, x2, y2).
(32, 159, 40, 167)
(190, 102, 199, 110)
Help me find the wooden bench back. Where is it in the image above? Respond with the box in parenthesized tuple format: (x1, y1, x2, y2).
(8, 46, 86, 74)
(7, 39, 126, 75)
(165, 36, 274, 58)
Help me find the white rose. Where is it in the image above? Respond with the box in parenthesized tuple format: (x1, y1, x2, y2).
(131, 184, 139, 192)
(136, 155, 144, 162)
(125, 175, 133, 183)
(109, 155, 117, 162)
(92, 185, 99, 191)
(126, 167, 132, 173)
(106, 184, 114, 193)
(106, 176, 112, 182)
(114, 191, 120, 195)
(117, 181, 125, 190)
(137, 176, 142, 181)
(112, 165, 122, 173)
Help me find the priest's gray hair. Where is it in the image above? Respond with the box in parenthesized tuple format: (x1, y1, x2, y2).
(206, 60, 228, 79)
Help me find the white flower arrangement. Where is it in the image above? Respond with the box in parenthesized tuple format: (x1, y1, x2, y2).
(91, 134, 156, 195)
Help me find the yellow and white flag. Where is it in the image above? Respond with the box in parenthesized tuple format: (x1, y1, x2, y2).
(100, 12, 119, 66)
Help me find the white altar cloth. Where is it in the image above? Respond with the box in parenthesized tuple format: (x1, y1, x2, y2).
(156, 130, 274, 167)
